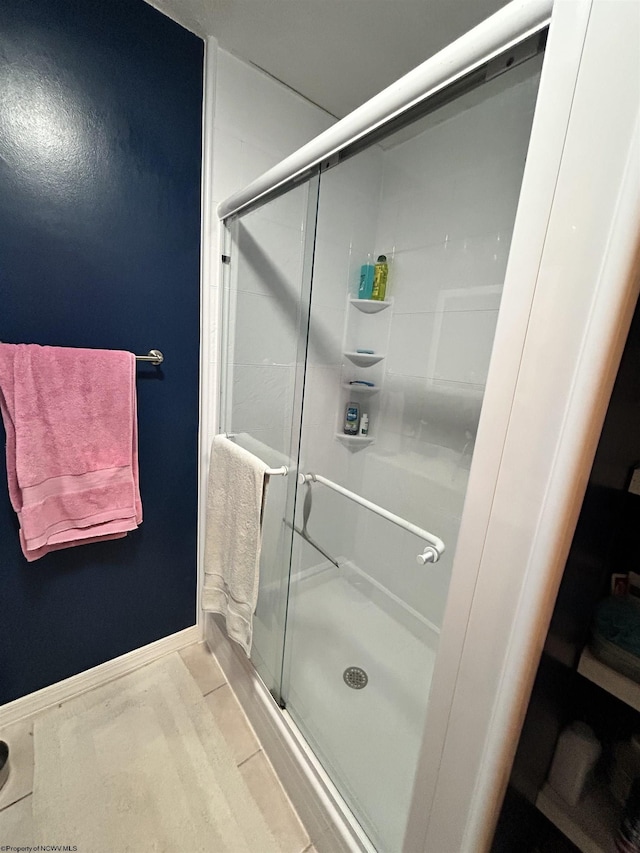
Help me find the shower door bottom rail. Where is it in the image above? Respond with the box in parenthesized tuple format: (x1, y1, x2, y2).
(299, 472, 445, 564)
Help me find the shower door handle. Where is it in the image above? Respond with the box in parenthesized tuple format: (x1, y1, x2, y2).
(300, 471, 445, 563)
(417, 547, 439, 565)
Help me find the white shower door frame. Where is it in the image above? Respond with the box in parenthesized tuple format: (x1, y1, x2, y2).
(407, 1, 640, 850)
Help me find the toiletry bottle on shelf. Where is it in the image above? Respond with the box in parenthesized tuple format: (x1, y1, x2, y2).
(547, 721, 601, 806)
(359, 413, 369, 437)
(358, 264, 374, 299)
(371, 255, 388, 300)
(344, 402, 360, 435)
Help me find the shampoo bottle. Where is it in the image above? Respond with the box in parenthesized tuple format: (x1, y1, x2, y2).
(358, 264, 375, 299)
(371, 255, 388, 300)
(359, 413, 369, 436)
(344, 402, 360, 435)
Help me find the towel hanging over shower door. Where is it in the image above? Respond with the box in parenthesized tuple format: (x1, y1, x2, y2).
(202, 435, 269, 655)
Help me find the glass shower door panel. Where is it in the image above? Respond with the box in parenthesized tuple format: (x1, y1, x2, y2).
(220, 180, 317, 698)
(282, 56, 543, 852)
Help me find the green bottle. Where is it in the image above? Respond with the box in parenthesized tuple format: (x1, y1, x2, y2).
(372, 255, 388, 300)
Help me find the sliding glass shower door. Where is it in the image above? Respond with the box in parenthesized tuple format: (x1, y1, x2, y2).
(282, 54, 544, 853)
(220, 178, 319, 698)
(221, 45, 544, 853)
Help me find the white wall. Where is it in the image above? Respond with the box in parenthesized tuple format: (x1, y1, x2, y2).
(294, 147, 383, 574)
(358, 62, 541, 627)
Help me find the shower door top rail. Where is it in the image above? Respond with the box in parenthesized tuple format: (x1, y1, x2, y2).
(299, 472, 445, 565)
(217, 0, 552, 221)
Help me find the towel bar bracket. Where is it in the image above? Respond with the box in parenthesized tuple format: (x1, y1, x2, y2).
(136, 350, 163, 365)
(266, 466, 288, 477)
(224, 434, 288, 477)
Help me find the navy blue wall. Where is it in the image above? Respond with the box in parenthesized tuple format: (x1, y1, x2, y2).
(0, 0, 203, 704)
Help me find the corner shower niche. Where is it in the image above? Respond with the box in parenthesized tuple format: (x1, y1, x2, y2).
(338, 295, 392, 448)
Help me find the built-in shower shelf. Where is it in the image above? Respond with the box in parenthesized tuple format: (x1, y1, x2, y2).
(349, 298, 392, 314)
(344, 351, 385, 367)
(335, 433, 376, 448)
(342, 383, 380, 396)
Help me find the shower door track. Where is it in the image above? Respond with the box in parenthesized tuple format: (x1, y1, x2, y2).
(218, 0, 551, 221)
(206, 614, 378, 853)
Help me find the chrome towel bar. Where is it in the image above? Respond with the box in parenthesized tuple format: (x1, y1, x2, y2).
(299, 472, 445, 565)
(136, 350, 164, 364)
(0, 345, 164, 365)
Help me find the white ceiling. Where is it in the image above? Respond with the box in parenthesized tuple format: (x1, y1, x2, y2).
(148, 0, 510, 118)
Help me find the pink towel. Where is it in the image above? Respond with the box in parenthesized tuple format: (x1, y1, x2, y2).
(0, 344, 142, 561)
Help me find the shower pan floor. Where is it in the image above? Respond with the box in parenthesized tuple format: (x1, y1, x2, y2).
(284, 563, 439, 853)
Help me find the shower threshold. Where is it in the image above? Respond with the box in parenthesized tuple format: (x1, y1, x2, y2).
(280, 708, 377, 853)
(205, 613, 377, 853)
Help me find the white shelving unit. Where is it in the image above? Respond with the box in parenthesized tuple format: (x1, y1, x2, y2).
(578, 648, 640, 713)
(536, 781, 620, 853)
(337, 287, 393, 449)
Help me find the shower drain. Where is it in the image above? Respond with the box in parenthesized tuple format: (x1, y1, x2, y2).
(343, 666, 368, 690)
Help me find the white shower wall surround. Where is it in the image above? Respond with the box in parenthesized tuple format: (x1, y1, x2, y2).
(294, 61, 540, 631)
(206, 47, 539, 631)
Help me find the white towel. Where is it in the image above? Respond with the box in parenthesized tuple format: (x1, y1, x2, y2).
(202, 435, 269, 655)
(231, 432, 290, 470)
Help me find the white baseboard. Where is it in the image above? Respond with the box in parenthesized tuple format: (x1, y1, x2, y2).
(205, 614, 375, 853)
(0, 625, 200, 728)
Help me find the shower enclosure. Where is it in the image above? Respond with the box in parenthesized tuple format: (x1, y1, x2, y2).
(218, 39, 544, 850)
(207, 0, 640, 847)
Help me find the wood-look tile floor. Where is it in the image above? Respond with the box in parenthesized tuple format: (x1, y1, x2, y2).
(0, 642, 315, 853)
